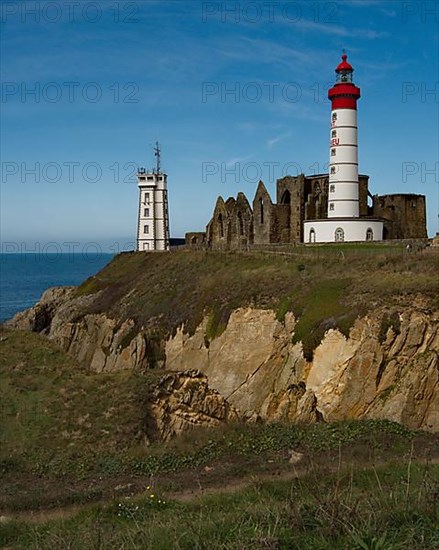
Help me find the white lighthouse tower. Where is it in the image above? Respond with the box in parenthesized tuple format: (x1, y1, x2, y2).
(136, 142, 170, 251)
(304, 53, 383, 243)
(328, 53, 361, 219)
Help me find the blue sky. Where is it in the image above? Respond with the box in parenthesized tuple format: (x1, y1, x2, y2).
(1, 0, 438, 251)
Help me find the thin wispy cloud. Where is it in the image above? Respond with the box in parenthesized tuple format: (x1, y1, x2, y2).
(341, 0, 389, 7)
(380, 8, 397, 18)
(216, 36, 315, 68)
(266, 133, 292, 149)
(225, 156, 252, 168)
(297, 20, 388, 39)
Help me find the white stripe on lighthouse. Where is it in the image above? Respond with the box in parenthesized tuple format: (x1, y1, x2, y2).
(328, 108, 359, 218)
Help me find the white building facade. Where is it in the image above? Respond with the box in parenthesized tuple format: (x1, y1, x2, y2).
(136, 169, 170, 251)
(304, 54, 383, 243)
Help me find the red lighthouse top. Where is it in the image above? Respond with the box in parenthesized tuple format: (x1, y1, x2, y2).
(328, 53, 361, 110)
(336, 53, 353, 72)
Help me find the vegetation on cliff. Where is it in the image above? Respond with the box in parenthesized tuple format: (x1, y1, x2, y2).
(75, 247, 438, 358)
(1, 316, 438, 548)
(1, 247, 438, 547)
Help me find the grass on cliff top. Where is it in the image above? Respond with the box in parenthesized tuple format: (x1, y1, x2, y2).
(75, 248, 438, 358)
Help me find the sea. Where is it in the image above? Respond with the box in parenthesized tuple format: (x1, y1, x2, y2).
(0, 253, 114, 323)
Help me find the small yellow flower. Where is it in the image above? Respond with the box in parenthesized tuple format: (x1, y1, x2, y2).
(150, 494, 155, 498)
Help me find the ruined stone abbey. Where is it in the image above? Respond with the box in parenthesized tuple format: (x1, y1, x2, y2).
(185, 54, 428, 249)
(185, 173, 427, 249)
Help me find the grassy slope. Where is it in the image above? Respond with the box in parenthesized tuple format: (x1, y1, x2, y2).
(0, 328, 160, 477)
(0, 327, 438, 548)
(3, 461, 438, 549)
(75, 247, 439, 359)
(1, 248, 438, 547)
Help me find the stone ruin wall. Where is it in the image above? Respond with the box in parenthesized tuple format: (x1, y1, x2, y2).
(186, 175, 428, 248)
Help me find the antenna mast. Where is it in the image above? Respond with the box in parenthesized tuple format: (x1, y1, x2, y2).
(154, 141, 161, 174)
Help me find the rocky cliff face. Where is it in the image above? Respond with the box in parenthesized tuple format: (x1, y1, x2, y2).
(9, 287, 151, 372)
(7, 288, 438, 434)
(166, 308, 438, 432)
(147, 370, 240, 441)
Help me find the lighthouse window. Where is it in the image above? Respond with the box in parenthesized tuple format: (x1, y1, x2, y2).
(331, 148, 336, 156)
(331, 130, 337, 138)
(147, 176, 154, 181)
(366, 228, 373, 241)
(331, 167, 336, 174)
(335, 227, 345, 242)
(332, 113, 337, 121)
(144, 208, 150, 217)
(139, 176, 146, 182)
(145, 193, 150, 203)
(330, 185, 335, 193)
(144, 225, 149, 234)
(309, 228, 316, 243)
(329, 203, 335, 211)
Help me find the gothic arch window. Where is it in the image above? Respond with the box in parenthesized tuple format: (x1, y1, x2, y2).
(237, 211, 244, 236)
(259, 198, 264, 224)
(335, 227, 344, 242)
(366, 228, 373, 241)
(218, 213, 224, 238)
(309, 228, 316, 243)
(281, 190, 291, 204)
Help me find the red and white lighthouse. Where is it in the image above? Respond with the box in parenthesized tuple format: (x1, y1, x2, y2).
(328, 54, 361, 218)
(303, 53, 383, 243)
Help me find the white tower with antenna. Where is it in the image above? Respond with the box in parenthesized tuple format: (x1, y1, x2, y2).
(136, 142, 170, 251)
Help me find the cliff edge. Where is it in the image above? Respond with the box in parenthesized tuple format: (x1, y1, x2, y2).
(7, 248, 439, 433)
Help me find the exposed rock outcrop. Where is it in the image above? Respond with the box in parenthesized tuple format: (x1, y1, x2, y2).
(8, 287, 75, 333)
(165, 308, 438, 432)
(147, 370, 240, 441)
(51, 314, 149, 372)
(7, 288, 439, 433)
(8, 290, 151, 372)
